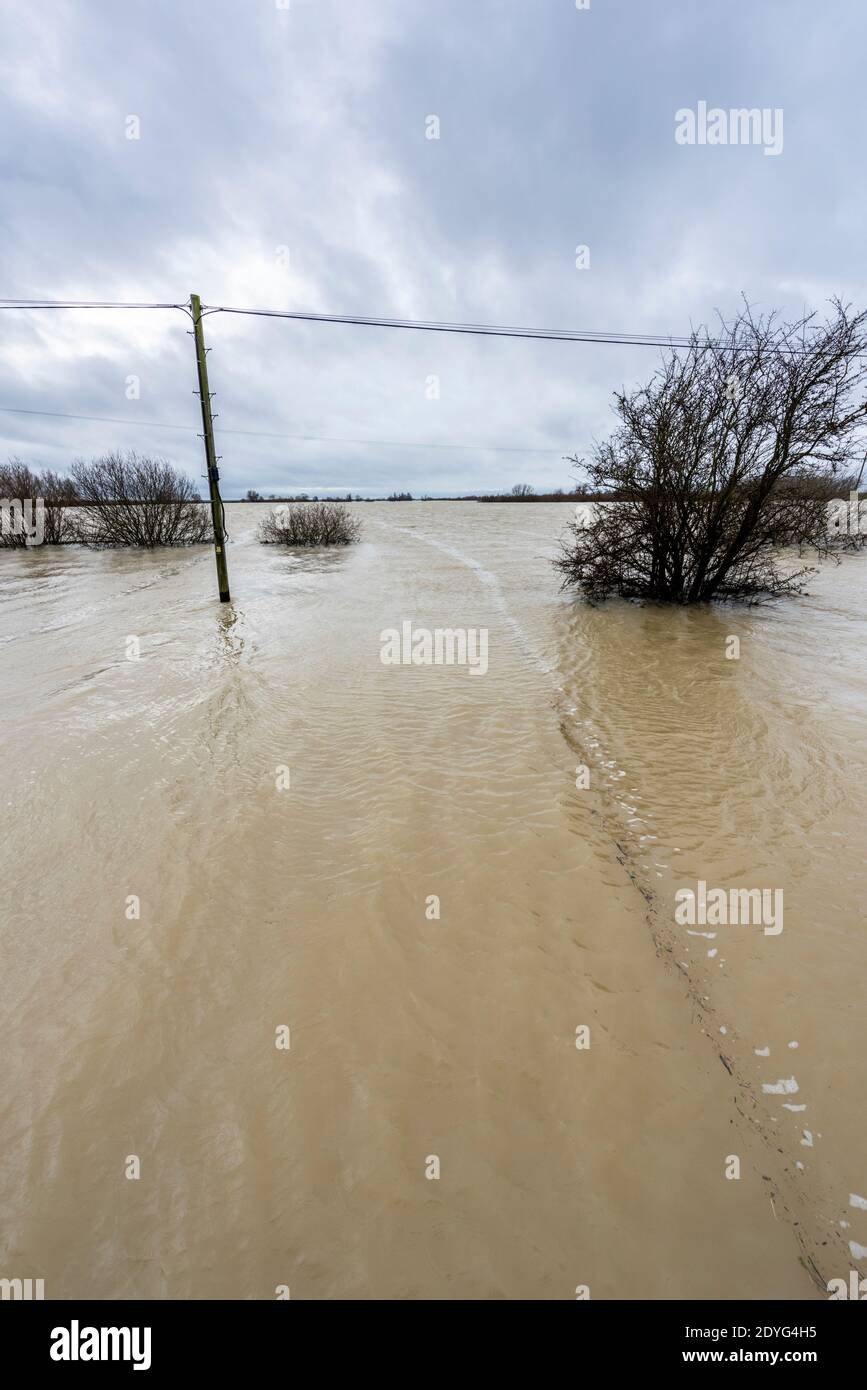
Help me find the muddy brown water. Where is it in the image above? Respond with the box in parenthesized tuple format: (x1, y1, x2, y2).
(1, 502, 865, 1299)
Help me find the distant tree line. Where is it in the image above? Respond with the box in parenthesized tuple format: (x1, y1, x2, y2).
(242, 489, 363, 502)
(477, 484, 614, 502)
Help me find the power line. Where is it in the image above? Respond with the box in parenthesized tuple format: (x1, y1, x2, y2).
(0, 405, 567, 454)
(0, 406, 194, 433)
(0, 297, 691, 344)
(205, 305, 856, 359)
(0, 297, 696, 346)
(208, 304, 696, 349)
(0, 299, 186, 311)
(0, 296, 838, 356)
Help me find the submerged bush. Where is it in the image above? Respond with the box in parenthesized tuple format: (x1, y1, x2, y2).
(556, 300, 867, 603)
(0, 459, 76, 547)
(258, 502, 361, 547)
(69, 452, 211, 547)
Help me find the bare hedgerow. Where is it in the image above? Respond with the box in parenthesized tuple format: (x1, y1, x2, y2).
(556, 299, 867, 604)
(69, 452, 211, 547)
(257, 502, 361, 547)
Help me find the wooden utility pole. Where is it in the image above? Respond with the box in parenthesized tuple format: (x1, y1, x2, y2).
(190, 293, 231, 602)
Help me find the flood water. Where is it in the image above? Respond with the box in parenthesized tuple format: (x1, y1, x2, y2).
(1, 501, 865, 1300)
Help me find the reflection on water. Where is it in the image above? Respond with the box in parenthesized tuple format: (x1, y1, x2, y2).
(275, 548, 358, 576)
(0, 502, 864, 1299)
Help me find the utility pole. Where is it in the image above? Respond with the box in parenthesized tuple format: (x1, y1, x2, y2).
(190, 293, 231, 602)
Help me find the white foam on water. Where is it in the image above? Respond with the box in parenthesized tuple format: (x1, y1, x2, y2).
(849, 1240, 867, 1261)
(787, 1040, 799, 1049)
(755, 1046, 770, 1057)
(763, 1077, 799, 1095)
(801, 1130, 813, 1147)
(782, 1103, 806, 1112)
(849, 1193, 867, 1211)
(707, 948, 717, 958)
(388, 524, 555, 678)
(687, 930, 716, 939)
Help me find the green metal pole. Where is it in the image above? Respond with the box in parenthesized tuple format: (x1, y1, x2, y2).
(190, 293, 231, 602)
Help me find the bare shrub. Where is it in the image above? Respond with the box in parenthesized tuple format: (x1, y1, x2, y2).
(69, 452, 211, 547)
(0, 459, 76, 547)
(0, 461, 33, 549)
(555, 300, 867, 603)
(257, 502, 361, 547)
(40, 469, 78, 544)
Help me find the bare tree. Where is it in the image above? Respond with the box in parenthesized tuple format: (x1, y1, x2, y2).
(257, 502, 361, 547)
(511, 482, 535, 497)
(556, 300, 867, 602)
(69, 452, 211, 547)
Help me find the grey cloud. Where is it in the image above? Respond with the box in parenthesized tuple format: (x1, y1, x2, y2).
(0, 0, 863, 495)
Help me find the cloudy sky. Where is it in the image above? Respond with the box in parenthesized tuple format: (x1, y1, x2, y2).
(0, 0, 864, 497)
